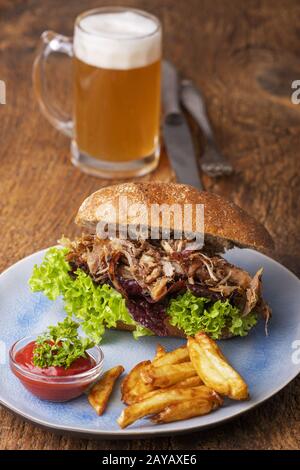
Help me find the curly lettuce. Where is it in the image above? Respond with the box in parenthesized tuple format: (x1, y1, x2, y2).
(30, 247, 257, 343)
(167, 290, 257, 339)
(29, 247, 147, 343)
(29, 247, 71, 300)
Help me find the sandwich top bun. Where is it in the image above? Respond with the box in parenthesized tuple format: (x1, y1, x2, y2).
(75, 182, 274, 254)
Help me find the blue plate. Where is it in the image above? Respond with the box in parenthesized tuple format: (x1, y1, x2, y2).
(0, 247, 299, 438)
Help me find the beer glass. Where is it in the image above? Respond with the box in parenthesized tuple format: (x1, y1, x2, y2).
(33, 7, 162, 178)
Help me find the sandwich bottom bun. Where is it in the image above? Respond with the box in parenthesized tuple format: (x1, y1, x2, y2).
(115, 320, 232, 339)
(115, 320, 185, 338)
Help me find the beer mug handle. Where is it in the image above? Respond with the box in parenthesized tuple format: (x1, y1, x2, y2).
(33, 31, 73, 138)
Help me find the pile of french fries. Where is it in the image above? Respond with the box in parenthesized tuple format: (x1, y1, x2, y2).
(88, 332, 249, 429)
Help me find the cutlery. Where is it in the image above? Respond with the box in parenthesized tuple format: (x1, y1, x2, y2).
(162, 61, 203, 190)
(181, 79, 233, 177)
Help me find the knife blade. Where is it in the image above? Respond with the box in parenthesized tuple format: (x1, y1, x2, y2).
(162, 61, 203, 190)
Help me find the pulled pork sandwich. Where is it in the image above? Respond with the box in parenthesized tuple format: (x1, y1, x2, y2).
(30, 183, 274, 342)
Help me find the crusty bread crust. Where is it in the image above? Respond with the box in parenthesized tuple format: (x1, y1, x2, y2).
(115, 321, 136, 332)
(115, 320, 232, 339)
(115, 320, 185, 338)
(75, 182, 274, 253)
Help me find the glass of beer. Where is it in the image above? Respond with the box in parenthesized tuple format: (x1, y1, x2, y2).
(33, 7, 162, 178)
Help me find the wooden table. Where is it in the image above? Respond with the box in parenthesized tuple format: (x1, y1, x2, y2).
(1, 0, 300, 450)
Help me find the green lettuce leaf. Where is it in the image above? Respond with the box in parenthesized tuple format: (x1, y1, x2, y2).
(133, 324, 154, 340)
(167, 290, 257, 339)
(29, 247, 71, 300)
(29, 247, 143, 343)
(30, 247, 257, 343)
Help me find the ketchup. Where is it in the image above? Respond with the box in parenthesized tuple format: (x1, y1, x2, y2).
(15, 341, 95, 377)
(11, 340, 97, 402)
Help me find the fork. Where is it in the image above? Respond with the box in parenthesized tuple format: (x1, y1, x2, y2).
(181, 79, 233, 177)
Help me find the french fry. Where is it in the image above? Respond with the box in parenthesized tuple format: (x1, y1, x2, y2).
(172, 375, 203, 388)
(152, 393, 223, 423)
(188, 333, 249, 400)
(152, 345, 189, 367)
(117, 386, 216, 429)
(137, 375, 203, 402)
(88, 365, 124, 415)
(121, 361, 156, 405)
(141, 362, 197, 388)
(153, 344, 166, 360)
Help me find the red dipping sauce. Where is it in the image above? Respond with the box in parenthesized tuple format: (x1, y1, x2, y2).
(10, 337, 104, 402)
(16, 341, 95, 377)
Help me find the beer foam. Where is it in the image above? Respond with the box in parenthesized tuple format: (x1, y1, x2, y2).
(74, 11, 161, 70)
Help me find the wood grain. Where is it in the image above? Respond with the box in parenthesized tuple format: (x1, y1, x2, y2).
(0, 0, 300, 450)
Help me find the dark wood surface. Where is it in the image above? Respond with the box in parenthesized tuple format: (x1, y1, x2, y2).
(1, 0, 300, 450)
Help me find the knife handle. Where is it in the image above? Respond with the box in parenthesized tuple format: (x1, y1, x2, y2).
(162, 61, 183, 124)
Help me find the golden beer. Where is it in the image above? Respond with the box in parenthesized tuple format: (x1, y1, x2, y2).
(33, 7, 161, 177)
(74, 58, 161, 162)
(72, 8, 162, 177)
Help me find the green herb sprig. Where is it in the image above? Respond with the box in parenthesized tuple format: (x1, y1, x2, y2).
(33, 317, 95, 369)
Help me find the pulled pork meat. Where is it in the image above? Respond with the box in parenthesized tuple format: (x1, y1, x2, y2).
(63, 234, 271, 335)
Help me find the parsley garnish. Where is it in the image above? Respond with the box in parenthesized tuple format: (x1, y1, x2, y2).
(33, 317, 95, 369)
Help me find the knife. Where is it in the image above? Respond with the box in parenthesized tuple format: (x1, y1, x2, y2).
(162, 61, 203, 190)
(181, 79, 233, 177)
